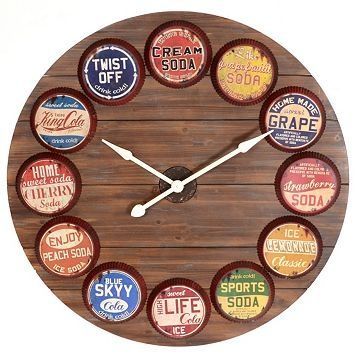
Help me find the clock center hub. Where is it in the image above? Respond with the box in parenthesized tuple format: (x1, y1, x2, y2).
(159, 166, 197, 203)
(171, 180, 184, 193)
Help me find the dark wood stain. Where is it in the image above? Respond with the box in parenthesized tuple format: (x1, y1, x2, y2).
(17, 76, 337, 121)
(7, 12, 348, 346)
(8, 121, 347, 185)
(9, 185, 348, 248)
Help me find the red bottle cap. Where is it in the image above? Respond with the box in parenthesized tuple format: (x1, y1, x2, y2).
(36, 216, 100, 278)
(16, 152, 81, 216)
(145, 20, 212, 88)
(275, 152, 341, 215)
(147, 278, 211, 339)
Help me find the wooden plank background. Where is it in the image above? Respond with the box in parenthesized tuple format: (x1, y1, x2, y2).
(16, 76, 337, 121)
(8, 121, 347, 185)
(7, 12, 348, 346)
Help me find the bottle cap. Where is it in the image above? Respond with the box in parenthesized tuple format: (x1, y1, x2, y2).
(30, 88, 97, 153)
(210, 261, 275, 322)
(211, 39, 278, 106)
(260, 87, 326, 152)
(36, 216, 100, 278)
(275, 151, 341, 215)
(147, 278, 211, 339)
(16, 152, 81, 216)
(82, 262, 147, 323)
(78, 39, 145, 105)
(145, 20, 212, 88)
(257, 216, 322, 278)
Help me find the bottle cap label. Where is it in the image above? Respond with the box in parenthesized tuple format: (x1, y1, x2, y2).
(211, 262, 274, 321)
(147, 278, 210, 339)
(258, 217, 322, 278)
(145, 21, 211, 87)
(16, 153, 81, 215)
(261, 87, 326, 151)
(151, 285, 206, 338)
(31, 89, 96, 152)
(78, 39, 145, 105)
(86, 268, 142, 322)
(212, 39, 277, 105)
(36, 217, 99, 277)
(276, 153, 341, 215)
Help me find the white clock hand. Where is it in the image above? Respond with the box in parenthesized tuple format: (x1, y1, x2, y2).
(131, 187, 175, 217)
(102, 139, 173, 185)
(131, 180, 184, 217)
(130, 131, 272, 217)
(181, 130, 273, 185)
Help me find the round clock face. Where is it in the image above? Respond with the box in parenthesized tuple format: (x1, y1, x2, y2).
(7, 12, 348, 346)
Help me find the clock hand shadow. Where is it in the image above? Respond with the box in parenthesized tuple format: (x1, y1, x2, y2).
(189, 127, 259, 175)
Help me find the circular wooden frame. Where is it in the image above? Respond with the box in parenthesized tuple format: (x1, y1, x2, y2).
(7, 11, 348, 346)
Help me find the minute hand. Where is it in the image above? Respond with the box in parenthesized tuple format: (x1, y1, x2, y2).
(181, 130, 273, 186)
(102, 139, 173, 185)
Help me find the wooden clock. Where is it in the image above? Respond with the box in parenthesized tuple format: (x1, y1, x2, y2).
(7, 11, 348, 346)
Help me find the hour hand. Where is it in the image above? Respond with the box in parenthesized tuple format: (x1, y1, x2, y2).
(101, 139, 173, 185)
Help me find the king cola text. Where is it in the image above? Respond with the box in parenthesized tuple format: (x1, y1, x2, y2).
(38, 110, 85, 131)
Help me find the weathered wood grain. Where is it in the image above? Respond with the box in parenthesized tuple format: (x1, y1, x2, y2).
(9, 185, 348, 248)
(25, 247, 333, 291)
(18, 76, 336, 122)
(46, 12, 309, 77)
(8, 120, 347, 186)
(54, 287, 305, 345)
